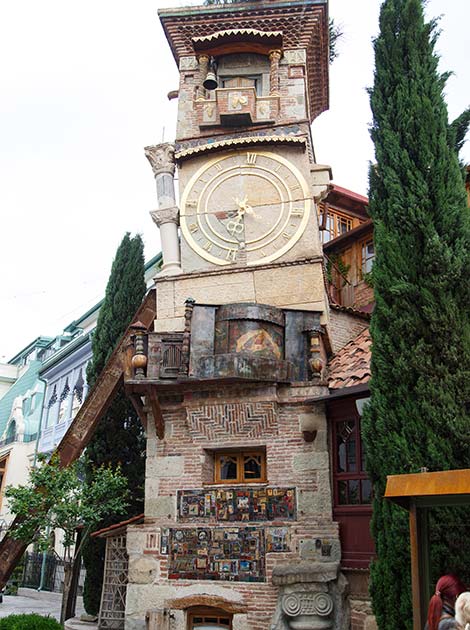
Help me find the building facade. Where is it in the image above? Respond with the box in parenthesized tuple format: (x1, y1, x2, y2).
(119, 2, 375, 629)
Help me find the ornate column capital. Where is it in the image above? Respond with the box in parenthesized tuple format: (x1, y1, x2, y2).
(144, 143, 176, 177)
(150, 206, 179, 228)
(269, 49, 283, 62)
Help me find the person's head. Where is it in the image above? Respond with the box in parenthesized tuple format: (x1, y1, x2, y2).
(427, 574, 466, 630)
(455, 592, 470, 630)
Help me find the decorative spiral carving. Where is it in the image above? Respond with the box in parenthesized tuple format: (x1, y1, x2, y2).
(313, 592, 334, 616)
(282, 593, 302, 617)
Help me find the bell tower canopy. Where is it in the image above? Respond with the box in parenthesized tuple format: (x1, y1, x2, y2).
(158, 0, 329, 122)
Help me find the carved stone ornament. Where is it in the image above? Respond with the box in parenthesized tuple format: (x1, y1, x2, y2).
(144, 143, 176, 177)
(150, 206, 179, 227)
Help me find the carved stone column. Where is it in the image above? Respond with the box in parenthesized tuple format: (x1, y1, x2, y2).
(272, 561, 349, 630)
(269, 49, 282, 96)
(197, 54, 210, 100)
(145, 143, 182, 275)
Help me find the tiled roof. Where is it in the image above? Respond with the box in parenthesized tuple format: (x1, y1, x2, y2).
(328, 328, 371, 390)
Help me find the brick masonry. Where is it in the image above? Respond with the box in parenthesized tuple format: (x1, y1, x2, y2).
(328, 308, 370, 355)
(125, 384, 342, 629)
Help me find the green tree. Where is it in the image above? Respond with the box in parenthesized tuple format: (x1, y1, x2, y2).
(82, 233, 147, 615)
(362, 1, 470, 628)
(5, 456, 128, 624)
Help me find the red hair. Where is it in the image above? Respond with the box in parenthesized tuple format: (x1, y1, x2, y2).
(427, 574, 466, 630)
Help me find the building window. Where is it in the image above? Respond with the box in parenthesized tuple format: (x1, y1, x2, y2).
(188, 607, 232, 629)
(58, 379, 70, 423)
(361, 239, 375, 275)
(332, 417, 371, 506)
(319, 207, 354, 243)
(214, 450, 266, 484)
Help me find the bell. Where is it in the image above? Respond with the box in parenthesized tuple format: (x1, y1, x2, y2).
(203, 70, 218, 91)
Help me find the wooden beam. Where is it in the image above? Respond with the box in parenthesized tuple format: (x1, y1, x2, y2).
(0, 289, 156, 589)
(149, 388, 165, 440)
(409, 501, 423, 630)
(129, 393, 148, 432)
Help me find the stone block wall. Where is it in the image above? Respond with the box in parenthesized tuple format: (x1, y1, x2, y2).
(125, 383, 343, 630)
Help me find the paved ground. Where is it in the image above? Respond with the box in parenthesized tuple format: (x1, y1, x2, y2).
(0, 588, 85, 620)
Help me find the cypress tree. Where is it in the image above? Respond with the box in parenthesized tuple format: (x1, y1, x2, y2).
(82, 233, 147, 615)
(362, 1, 470, 628)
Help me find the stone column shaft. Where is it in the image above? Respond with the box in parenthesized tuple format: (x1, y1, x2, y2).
(269, 49, 282, 96)
(145, 143, 182, 275)
(198, 54, 210, 100)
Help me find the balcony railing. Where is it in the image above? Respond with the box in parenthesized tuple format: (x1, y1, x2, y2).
(0, 433, 38, 448)
(196, 88, 279, 128)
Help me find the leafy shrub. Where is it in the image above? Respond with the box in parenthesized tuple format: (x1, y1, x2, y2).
(0, 614, 62, 629)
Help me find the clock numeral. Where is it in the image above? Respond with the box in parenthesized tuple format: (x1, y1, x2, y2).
(273, 163, 282, 173)
(246, 153, 257, 165)
(291, 209, 304, 217)
(261, 250, 267, 257)
(225, 248, 238, 261)
(290, 184, 301, 194)
(186, 199, 197, 208)
(189, 223, 198, 233)
(214, 162, 223, 171)
(282, 232, 292, 240)
(203, 241, 213, 252)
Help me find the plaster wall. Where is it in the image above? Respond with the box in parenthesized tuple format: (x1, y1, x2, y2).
(0, 441, 35, 526)
(177, 145, 323, 274)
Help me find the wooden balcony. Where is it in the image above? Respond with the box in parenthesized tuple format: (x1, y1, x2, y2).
(196, 88, 278, 128)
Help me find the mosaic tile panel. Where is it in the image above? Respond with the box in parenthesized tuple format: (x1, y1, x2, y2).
(168, 527, 265, 582)
(177, 487, 296, 522)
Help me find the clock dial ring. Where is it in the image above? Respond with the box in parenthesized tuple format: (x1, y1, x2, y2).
(203, 169, 287, 246)
(180, 150, 311, 266)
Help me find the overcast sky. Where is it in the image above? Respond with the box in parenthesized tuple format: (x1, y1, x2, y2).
(1, 0, 469, 362)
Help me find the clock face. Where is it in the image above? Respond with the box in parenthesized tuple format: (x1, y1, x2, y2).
(180, 150, 311, 266)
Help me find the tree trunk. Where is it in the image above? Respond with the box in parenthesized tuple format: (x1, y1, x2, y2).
(61, 562, 73, 625)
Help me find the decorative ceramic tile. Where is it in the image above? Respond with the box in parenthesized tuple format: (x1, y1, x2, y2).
(177, 487, 296, 522)
(266, 526, 290, 552)
(168, 526, 265, 581)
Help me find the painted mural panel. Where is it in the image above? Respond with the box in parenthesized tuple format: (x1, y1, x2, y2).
(168, 527, 265, 582)
(177, 487, 296, 522)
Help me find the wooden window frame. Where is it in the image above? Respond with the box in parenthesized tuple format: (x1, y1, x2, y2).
(328, 398, 375, 569)
(331, 415, 371, 507)
(220, 75, 262, 95)
(214, 450, 266, 484)
(188, 606, 233, 629)
(360, 238, 375, 277)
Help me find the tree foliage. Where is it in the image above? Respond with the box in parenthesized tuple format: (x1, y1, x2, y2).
(362, 1, 470, 628)
(5, 455, 128, 555)
(82, 233, 147, 615)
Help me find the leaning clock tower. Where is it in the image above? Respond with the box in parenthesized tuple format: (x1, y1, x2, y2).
(123, 2, 349, 629)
